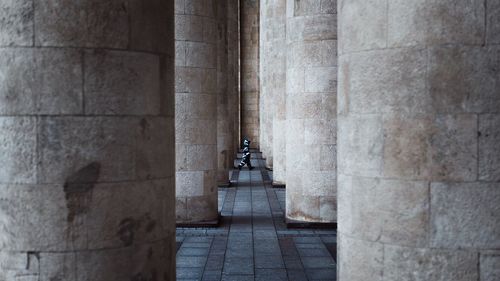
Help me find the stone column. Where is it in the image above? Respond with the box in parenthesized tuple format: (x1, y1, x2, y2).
(260, 0, 287, 185)
(260, 0, 286, 170)
(241, 0, 260, 149)
(216, 0, 236, 187)
(228, 0, 241, 159)
(0, 0, 175, 280)
(285, 0, 337, 224)
(338, 1, 500, 280)
(175, 0, 219, 224)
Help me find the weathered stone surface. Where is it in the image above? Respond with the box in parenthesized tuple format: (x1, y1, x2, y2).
(84, 50, 161, 115)
(175, 0, 219, 223)
(0, 251, 39, 280)
(0, 117, 36, 184)
(431, 182, 500, 249)
(39, 252, 76, 281)
(338, 0, 387, 53)
(479, 114, 500, 181)
(388, 0, 485, 47)
(0, 48, 83, 115)
(0, 183, 86, 251)
(337, 235, 383, 281)
(37, 117, 136, 183)
(481, 252, 500, 281)
(86, 180, 168, 249)
(384, 245, 478, 281)
(0, 0, 33, 46)
(35, 0, 129, 48)
(339, 175, 429, 247)
(427, 46, 500, 114)
(341, 48, 429, 117)
(487, 0, 500, 44)
(382, 115, 477, 181)
(337, 115, 384, 177)
(129, 0, 173, 54)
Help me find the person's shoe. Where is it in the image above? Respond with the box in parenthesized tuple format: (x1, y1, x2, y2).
(238, 165, 242, 170)
(249, 166, 254, 170)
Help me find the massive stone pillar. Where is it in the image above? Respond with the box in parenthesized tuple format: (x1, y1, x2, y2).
(216, 0, 239, 187)
(285, 1, 337, 223)
(260, 0, 286, 170)
(260, 0, 287, 184)
(228, 0, 241, 158)
(338, 1, 500, 280)
(0, 0, 176, 280)
(241, 0, 260, 149)
(175, 0, 219, 224)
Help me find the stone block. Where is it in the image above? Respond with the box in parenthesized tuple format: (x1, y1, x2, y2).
(287, 14, 336, 43)
(337, 115, 384, 177)
(39, 252, 77, 281)
(302, 171, 336, 197)
(129, 0, 172, 54)
(84, 50, 161, 115)
(0, 251, 39, 280)
(35, 0, 129, 48)
(176, 93, 217, 121)
(0, 0, 33, 46)
(185, 42, 216, 68)
(76, 247, 133, 281)
(384, 245, 478, 281)
(305, 67, 337, 93)
(0, 184, 86, 251)
(427, 46, 500, 114)
(319, 196, 337, 222)
(487, 0, 500, 44)
(0, 117, 36, 184)
(136, 117, 174, 179)
(340, 175, 429, 247)
(175, 119, 217, 145)
(176, 171, 204, 197)
(86, 180, 167, 249)
(286, 193, 320, 221)
(286, 92, 323, 119)
(344, 48, 429, 116)
(479, 114, 500, 181)
(287, 40, 337, 68)
(430, 182, 500, 249)
(382, 114, 477, 181)
(186, 195, 218, 222)
(304, 119, 335, 145)
(0, 48, 83, 115)
(337, 235, 383, 281)
(480, 252, 500, 281)
(175, 67, 217, 94)
(37, 117, 137, 183)
(339, 0, 387, 53)
(388, 0, 485, 47)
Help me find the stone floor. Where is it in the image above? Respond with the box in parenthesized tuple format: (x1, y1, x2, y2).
(176, 154, 337, 281)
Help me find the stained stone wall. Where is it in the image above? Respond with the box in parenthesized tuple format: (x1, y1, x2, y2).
(285, 0, 337, 223)
(260, 0, 287, 183)
(241, 0, 260, 149)
(338, 1, 500, 280)
(260, 0, 286, 170)
(0, 0, 176, 280)
(175, 0, 219, 223)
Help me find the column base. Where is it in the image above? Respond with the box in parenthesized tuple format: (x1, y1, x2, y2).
(176, 213, 221, 228)
(272, 182, 286, 188)
(285, 217, 337, 229)
(218, 181, 231, 188)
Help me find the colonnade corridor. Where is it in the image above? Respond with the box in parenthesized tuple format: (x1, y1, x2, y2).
(176, 152, 337, 281)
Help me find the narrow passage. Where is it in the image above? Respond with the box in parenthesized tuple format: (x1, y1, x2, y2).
(176, 152, 337, 281)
